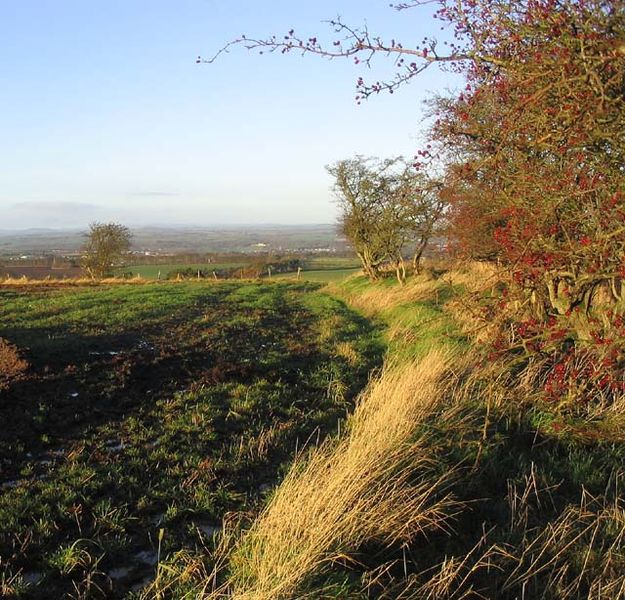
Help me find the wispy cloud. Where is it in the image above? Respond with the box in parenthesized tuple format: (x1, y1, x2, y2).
(130, 191, 180, 197)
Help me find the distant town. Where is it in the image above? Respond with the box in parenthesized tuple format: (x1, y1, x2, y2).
(0, 224, 353, 279)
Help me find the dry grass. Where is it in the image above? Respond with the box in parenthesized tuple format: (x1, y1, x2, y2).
(203, 350, 462, 600)
(0, 337, 29, 390)
(334, 341, 360, 367)
(331, 276, 446, 317)
(360, 452, 625, 600)
(0, 275, 152, 287)
(503, 490, 625, 599)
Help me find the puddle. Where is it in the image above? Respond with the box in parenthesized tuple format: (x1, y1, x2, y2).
(197, 523, 221, 537)
(135, 550, 158, 566)
(137, 340, 156, 352)
(104, 440, 126, 453)
(22, 571, 44, 585)
(108, 566, 132, 580)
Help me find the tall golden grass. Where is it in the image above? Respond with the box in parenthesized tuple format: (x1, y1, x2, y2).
(139, 262, 625, 599)
(330, 276, 446, 316)
(0, 275, 151, 287)
(203, 351, 461, 600)
(391, 478, 625, 600)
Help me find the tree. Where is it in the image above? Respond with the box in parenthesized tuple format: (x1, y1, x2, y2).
(207, 0, 625, 401)
(328, 157, 390, 282)
(82, 222, 132, 279)
(396, 169, 446, 274)
(426, 0, 625, 400)
(329, 156, 444, 283)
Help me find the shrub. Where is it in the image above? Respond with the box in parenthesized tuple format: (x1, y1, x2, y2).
(0, 338, 29, 388)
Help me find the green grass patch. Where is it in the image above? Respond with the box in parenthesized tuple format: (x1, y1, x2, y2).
(275, 268, 361, 283)
(0, 281, 383, 598)
(335, 274, 468, 360)
(123, 263, 246, 279)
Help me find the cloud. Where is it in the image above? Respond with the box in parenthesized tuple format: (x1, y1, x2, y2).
(129, 191, 180, 197)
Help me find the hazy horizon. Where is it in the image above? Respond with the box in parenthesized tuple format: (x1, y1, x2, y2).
(1, 1, 460, 230)
(0, 222, 338, 233)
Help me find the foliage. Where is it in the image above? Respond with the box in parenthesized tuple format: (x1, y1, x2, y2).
(208, 0, 625, 405)
(82, 222, 132, 279)
(0, 337, 28, 390)
(328, 156, 444, 284)
(426, 0, 625, 403)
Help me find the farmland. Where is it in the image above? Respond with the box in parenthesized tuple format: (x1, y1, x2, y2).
(0, 281, 383, 598)
(275, 268, 360, 283)
(123, 263, 246, 279)
(124, 257, 361, 282)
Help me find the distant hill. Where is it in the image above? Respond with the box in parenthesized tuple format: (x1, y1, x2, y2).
(0, 225, 347, 256)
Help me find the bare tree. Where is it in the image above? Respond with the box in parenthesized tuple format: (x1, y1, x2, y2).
(328, 157, 391, 281)
(329, 157, 444, 284)
(82, 222, 132, 279)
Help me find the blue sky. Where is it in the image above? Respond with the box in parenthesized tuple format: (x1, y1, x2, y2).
(0, 1, 461, 230)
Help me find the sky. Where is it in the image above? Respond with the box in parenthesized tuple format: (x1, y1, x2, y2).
(0, 0, 462, 230)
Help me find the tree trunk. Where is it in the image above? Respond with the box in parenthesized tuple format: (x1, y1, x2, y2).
(412, 237, 427, 274)
(395, 256, 406, 285)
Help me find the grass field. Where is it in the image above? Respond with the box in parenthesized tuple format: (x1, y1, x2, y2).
(271, 256, 361, 282)
(125, 258, 360, 281)
(123, 263, 246, 279)
(302, 257, 361, 270)
(275, 268, 361, 283)
(0, 281, 383, 598)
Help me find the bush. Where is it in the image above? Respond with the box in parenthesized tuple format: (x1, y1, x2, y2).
(0, 338, 29, 388)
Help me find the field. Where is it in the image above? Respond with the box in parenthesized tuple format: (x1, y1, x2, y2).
(0, 281, 383, 598)
(163, 270, 625, 600)
(276, 268, 360, 283)
(123, 263, 246, 279)
(4, 268, 621, 600)
(125, 257, 361, 282)
(276, 257, 361, 283)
